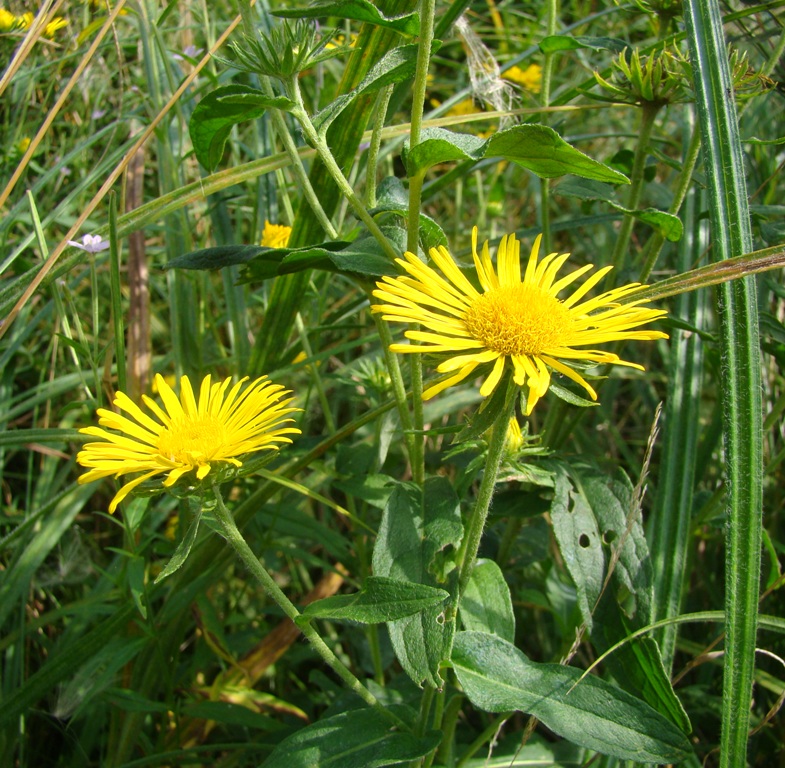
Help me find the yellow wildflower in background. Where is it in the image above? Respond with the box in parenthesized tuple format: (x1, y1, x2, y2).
(372, 229, 667, 414)
(0, 8, 16, 30)
(504, 64, 542, 93)
(261, 220, 292, 248)
(44, 16, 67, 37)
(77, 374, 301, 512)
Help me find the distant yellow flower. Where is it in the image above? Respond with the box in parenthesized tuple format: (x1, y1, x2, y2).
(15, 137, 31, 153)
(261, 220, 292, 248)
(78, 374, 301, 512)
(44, 16, 67, 37)
(18, 11, 32, 28)
(0, 9, 16, 30)
(504, 64, 542, 94)
(372, 229, 667, 414)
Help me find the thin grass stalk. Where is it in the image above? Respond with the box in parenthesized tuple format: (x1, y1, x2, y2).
(683, 2, 763, 765)
(0, 6, 246, 342)
(648, 187, 707, 672)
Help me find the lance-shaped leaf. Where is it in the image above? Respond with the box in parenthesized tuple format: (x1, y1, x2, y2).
(313, 43, 436, 135)
(261, 706, 441, 768)
(274, 1, 420, 37)
(189, 85, 295, 171)
(372, 478, 463, 687)
(300, 576, 449, 624)
(403, 126, 629, 184)
(539, 35, 627, 54)
(556, 177, 683, 241)
(451, 631, 692, 763)
(549, 462, 691, 733)
(459, 559, 515, 643)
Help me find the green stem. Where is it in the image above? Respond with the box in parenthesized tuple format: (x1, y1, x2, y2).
(640, 120, 702, 281)
(210, 484, 408, 730)
(364, 84, 394, 208)
(406, 0, 435, 254)
(288, 79, 398, 261)
(453, 378, 517, 606)
(538, 0, 559, 254)
(261, 77, 338, 240)
(409, 351, 425, 485)
(374, 312, 418, 470)
(610, 101, 661, 275)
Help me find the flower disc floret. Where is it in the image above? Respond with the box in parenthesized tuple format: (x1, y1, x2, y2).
(77, 373, 301, 512)
(371, 228, 668, 414)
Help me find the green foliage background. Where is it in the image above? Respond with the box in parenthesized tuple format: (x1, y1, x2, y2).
(1, 0, 784, 766)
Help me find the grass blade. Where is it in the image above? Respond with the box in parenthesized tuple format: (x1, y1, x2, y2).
(683, 2, 763, 765)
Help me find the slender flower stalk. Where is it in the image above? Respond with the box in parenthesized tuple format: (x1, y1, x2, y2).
(372, 228, 668, 414)
(210, 485, 408, 731)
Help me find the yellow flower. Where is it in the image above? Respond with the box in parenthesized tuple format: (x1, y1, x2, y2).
(261, 220, 292, 248)
(505, 417, 524, 453)
(44, 16, 67, 37)
(372, 229, 667, 414)
(0, 9, 16, 30)
(77, 374, 301, 512)
(18, 11, 32, 28)
(504, 64, 543, 94)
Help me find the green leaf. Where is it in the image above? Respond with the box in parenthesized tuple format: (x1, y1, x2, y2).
(189, 85, 295, 171)
(166, 244, 267, 271)
(403, 128, 486, 177)
(313, 43, 434, 134)
(485, 125, 629, 183)
(154, 511, 201, 584)
(547, 467, 605, 631)
(300, 576, 449, 624)
(371, 478, 462, 687)
(538, 35, 627, 54)
(547, 381, 600, 408)
(261, 706, 441, 768)
(451, 631, 692, 763)
(274, 1, 420, 37)
(238, 230, 403, 283)
(404, 126, 629, 184)
(552, 463, 691, 733)
(459, 559, 515, 643)
(555, 177, 683, 240)
(372, 176, 448, 251)
(454, 370, 515, 442)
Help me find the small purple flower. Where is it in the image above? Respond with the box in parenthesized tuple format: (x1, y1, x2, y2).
(173, 44, 204, 62)
(68, 234, 110, 253)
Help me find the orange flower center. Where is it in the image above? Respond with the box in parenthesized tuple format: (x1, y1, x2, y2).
(463, 284, 570, 356)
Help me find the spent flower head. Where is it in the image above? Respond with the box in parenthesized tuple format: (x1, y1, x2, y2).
(77, 373, 301, 512)
(372, 229, 668, 415)
(223, 19, 340, 81)
(594, 47, 690, 107)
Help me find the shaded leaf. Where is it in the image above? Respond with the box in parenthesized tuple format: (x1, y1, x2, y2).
(451, 631, 692, 763)
(313, 44, 434, 134)
(459, 559, 515, 643)
(404, 126, 629, 184)
(539, 35, 627, 54)
(300, 577, 449, 624)
(371, 479, 462, 687)
(274, 1, 420, 37)
(261, 706, 441, 768)
(189, 85, 295, 171)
